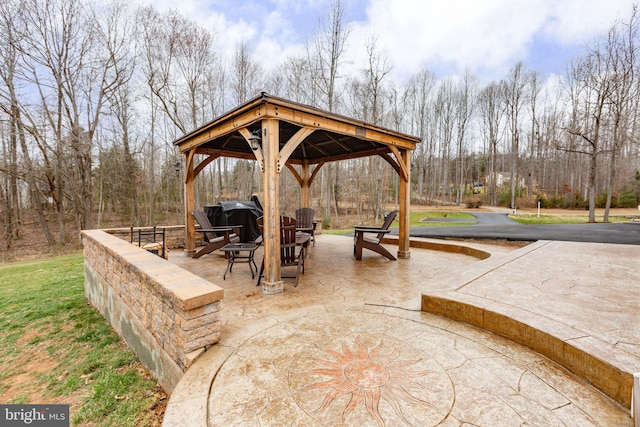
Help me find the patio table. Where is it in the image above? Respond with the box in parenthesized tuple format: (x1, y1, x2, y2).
(221, 242, 259, 280)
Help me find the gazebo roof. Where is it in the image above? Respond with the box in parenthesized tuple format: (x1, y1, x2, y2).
(173, 92, 421, 164)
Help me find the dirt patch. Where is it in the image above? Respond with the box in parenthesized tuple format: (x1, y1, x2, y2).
(1, 332, 87, 413)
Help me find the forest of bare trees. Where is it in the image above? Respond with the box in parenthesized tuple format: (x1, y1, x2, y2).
(1, 0, 640, 254)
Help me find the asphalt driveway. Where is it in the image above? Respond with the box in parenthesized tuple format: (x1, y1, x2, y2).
(407, 212, 640, 245)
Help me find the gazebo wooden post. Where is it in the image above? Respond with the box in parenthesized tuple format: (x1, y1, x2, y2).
(261, 119, 283, 294)
(184, 149, 197, 257)
(398, 148, 411, 259)
(301, 161, 311, 208)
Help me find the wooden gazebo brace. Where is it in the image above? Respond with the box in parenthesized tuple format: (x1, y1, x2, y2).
(286, 160, 324, 208)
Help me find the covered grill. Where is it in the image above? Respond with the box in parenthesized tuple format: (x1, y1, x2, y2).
(204, 200, 263, 242)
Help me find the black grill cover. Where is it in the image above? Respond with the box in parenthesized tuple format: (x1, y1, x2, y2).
(204, 201, 263, 242)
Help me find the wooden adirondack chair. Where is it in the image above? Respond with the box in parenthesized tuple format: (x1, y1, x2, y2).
(353, 210, 398, 261)
(192, 210, 240, 259)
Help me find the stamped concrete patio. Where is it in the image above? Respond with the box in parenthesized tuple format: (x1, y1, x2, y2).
(162, 234, 636, 426)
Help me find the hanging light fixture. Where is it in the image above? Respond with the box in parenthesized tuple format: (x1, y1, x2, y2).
(248, 129, 261, 150)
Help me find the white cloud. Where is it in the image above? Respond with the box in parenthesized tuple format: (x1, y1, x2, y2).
(141, 0, 636, 84)
(543, 0, 633, 43)
(258, 9, 306, 59)
(360, 0, 636, 82)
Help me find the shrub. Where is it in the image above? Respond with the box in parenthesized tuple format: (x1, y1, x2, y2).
(570, 192, 586, 209)
(464, 196, 483, 208)
(617, 190, 638, 208)
(596, 192, 611, 208)
(322, 216, 331, 230)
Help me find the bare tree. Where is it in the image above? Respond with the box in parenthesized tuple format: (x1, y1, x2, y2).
(404, 70, 436, 203)
(229, 41, 263, 105)
(453, 70, 477, 205)
(276, 56, 314, 104)
(434, 79, 456, 204)
(7, 0, 130, 236)
(0, 1, 56, 244)
(140, 7, 217, 135)
(478, 82, 504, 206)
(138, 6, 221, 222)
(526, 71, 543, 199)
(564, 46, 615, 222)
(530, 82, 565, 205)
(501, 62, 528, 211)
(309, 0, 351, 112)
(228, 42, 264, 200)
(0, 1, 21, 248)
(362, 35, 391, 123)
(0, 118, 19, 249)
(346, 35, 393, 220)
(308, 0, 351, 222)
(94, 0, 139, 226)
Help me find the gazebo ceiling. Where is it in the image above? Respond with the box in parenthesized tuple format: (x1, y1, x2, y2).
(173, 92, 421, 165)
(198, 121, 396, 165)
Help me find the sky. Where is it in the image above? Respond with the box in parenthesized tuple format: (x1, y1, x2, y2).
(142, 0, 637, 85)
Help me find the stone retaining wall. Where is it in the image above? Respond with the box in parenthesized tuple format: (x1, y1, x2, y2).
(81, 229, 223, 393)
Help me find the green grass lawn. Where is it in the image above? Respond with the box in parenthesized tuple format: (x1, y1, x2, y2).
(324, 210, 477, 235)
(0, 253, 165, 426)
(411, 210, 476, 225)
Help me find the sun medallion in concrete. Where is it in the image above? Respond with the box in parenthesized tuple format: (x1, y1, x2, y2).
(290, 337, 454, 426)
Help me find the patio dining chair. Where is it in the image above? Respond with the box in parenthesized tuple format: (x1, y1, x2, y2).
(256, 216, 305, 287)
(353, 210, 398, 261)
(295, 207, 317, 246)
(192, 210, 240, 259)
(255, 215, 295, 244)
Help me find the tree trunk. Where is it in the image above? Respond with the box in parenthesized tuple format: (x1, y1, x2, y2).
(588, 149, 597, 223)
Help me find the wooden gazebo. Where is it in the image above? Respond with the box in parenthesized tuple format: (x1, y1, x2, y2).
(174, 93, 421, 294)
